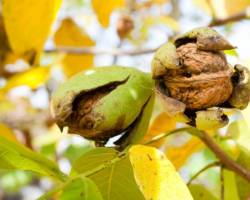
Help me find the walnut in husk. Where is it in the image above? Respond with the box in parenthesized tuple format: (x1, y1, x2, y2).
(152, 27, 250, 128)
(51, 66, 154, 145)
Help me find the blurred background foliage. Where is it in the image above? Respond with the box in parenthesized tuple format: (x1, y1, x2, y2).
(0, 0, 250, 199)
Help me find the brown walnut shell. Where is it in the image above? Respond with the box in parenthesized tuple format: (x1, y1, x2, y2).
(164, 43, 233, 110)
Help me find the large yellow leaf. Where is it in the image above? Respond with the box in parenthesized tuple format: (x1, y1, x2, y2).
(0, 123, 18, 143)
(92, 0, 125, 27)
(142, 112, 176, 147)
(1, 67, 50, 93)
(54, 18, 95, 77)
(2, 0, 62, 54)
(129, 145, 193, 200)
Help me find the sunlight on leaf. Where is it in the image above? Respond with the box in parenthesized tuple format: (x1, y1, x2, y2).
(54, 18, 95, 77)
(2, 0, 62, 54)
(92, 0, 125, 27)
(1, 67, 50, 93)
(129, 145, 193, 200)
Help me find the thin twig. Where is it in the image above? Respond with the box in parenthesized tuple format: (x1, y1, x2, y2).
(147, 127, 250, 182)
(220, 165, 225, 200)
(112, 40, 123, 64)
(44, 46, 158, 56)
(209, 9, 249, 27)
(187, 161, 220, 186)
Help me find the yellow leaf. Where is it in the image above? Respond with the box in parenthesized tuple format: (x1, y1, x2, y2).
(0, 123, 18, 143)
(225, 0, 250, 15)
(142, 112, 176, 147)
(2, 0, 62, 54)
(54, 18, 95, 77)
(0, 14, 11, 70)
(166, 137, 204, 169)
(92, 0, 125, 27)
(143, 16, 180, 32)
(129, 145, 193, 200)
(242, 105, 250, 128)
(2, 67, 50, 92)
(193, 0, 250, 18)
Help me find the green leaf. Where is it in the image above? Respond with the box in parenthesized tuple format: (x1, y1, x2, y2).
(60, 177, 103, 200)
(223, 169, 240, 200)
(71, 147, 144, 200)
(227, 120, 250, 199)
(0, 136, 66, 181)
(229, 120, 250, 151)
(224, 49, 239, 57)
(235, 147, 250, 200)
(189, 184, 218, 200)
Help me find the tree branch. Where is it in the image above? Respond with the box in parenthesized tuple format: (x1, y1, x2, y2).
(199, 130, 250, 182)
(44, 46, 158, 56)
(209, 9, 249, 27)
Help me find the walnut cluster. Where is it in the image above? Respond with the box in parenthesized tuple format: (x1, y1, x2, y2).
(163, 42, 233, 110)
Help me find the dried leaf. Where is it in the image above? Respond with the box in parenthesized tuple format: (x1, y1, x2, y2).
(92, 0, 125, 27)
(2, 0, 62, 54)
(54, 18, 95, 77)
(129, 145, 193, 200)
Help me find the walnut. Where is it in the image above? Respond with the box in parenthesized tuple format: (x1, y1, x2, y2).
(51, 66, 154, 145)
(164, 42, 233, 110)
(152, 27, 250, 127)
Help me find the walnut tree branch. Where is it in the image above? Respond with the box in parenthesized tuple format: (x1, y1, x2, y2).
(209, 9, 250, 27)
(44, 46, 158, 56)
